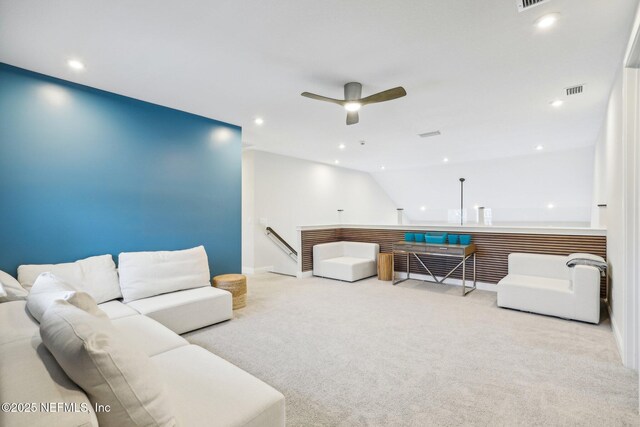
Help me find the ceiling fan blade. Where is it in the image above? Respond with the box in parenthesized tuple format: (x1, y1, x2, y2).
(301, 92, 345, 106)
(359, 86, 407, 105)
(346, 111, 359, 125)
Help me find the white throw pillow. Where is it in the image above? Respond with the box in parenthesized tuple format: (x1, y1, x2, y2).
(18, 254, 122, 303)
(0, 283, 6, 298)
(40, 298, 176, 427)
(26, 272, 96, 322)
(0, 269, 29, 303)
(118, 245, 210, 303)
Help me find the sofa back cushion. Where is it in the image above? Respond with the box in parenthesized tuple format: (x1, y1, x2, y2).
(313, 242, 344, 262)
(507, 253, 571, 280)
(26, 273, 100, 323)
(40, 297, 176, 427)
(342, 242, 379, 260)
(18, 255, 122, 303)
(118, 246, 210, 303)
(0, 269, 29, 303)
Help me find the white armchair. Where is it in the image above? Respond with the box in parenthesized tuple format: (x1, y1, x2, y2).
(497, 253, 603, 324)
(313, 242, 379, 282)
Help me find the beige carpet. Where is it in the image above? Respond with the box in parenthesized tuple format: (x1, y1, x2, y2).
(185, 274, 639, 426)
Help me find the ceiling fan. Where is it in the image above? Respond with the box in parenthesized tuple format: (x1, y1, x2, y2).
(301, 82, 407, 125)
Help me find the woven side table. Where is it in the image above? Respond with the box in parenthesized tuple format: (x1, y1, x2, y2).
(212, 274, 247, 309)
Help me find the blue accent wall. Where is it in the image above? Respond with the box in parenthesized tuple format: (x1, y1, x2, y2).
(0, 63, 241, 276)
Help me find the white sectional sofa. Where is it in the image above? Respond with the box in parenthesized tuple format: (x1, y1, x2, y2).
(497, 253, 603, 324)
(0, 246, 285, 427)
(16, 247, 233, 335)
(313, 241, 379, 282)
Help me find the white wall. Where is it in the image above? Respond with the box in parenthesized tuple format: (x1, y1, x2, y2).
(592, 63, 640, 370)
(593, 70, 625, 346)
(592, 0, 640, 375)
(371, 148, 595, 226)
(241, 148, 256, 271)
(242, 150, 398, 275)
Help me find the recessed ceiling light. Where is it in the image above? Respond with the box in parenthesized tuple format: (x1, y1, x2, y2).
(254, 117, 264, 125)
(443, 157, 449, 163)
(420, 206, 426, 211)
(344, 102, 361, 112)
(67, 59, 85, 71)
(536, 144, 544, 151)
(334, 160, 340, 165)
(547, 203, 555, 209)
(338, 143, 346, 150)
(535, 13, 559, 30)
(550, 99, 564, 108)
(380, 166, 386, 170)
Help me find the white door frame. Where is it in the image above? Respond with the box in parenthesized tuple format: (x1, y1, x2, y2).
(622, 7, 640, 413)
(622, 66, 638, 370)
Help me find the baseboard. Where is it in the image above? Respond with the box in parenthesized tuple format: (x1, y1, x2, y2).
(297, 271, 313, 279)
(242, 266, 273, 275)
(607, 303, 625, 363)
(394, 271, 497, 293)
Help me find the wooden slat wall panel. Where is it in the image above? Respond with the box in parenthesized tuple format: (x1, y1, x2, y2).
(301, 228, 607, 297)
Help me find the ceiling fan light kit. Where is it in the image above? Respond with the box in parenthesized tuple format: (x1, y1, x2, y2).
(301, 82, 407, 125)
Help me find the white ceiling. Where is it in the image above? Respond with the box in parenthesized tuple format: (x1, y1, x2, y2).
(1, 0, 638, 171)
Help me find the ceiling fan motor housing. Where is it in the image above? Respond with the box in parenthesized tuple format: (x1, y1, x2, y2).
(344, 82, 362, 100)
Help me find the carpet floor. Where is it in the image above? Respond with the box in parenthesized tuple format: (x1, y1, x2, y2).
(185, 274, 639, 426)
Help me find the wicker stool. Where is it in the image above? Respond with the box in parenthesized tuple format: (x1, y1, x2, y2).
(377, 253, 393, 281)
(212, 274, 247, 309)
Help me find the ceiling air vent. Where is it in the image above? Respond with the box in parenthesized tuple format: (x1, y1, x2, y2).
(565, 85, 584, 96)
(517, 0, 551, 12)
(419, 131, 441, 138)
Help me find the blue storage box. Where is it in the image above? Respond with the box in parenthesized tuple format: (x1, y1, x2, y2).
(459, 234, 472, 245)
(425, 232, 448, 244)
(447, 234, 459, 244)
(414, 233, 425, 242)
(404, 233, 415, 241)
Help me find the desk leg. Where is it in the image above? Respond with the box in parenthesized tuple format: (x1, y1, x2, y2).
(392, 254, 395, 285)
(406, 253, 410, 281)
(392, 253, 411, 286)
(473, 253, 477, 289)
(462, 256, 466, 296)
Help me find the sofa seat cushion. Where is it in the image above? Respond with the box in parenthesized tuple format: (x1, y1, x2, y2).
(0, 336, 98, 427)
(97, 300, 140, 320)
(152, 345, 285, 427)
(126, 286, 232, 334)
(498, 274, 571, 292)
(0, 301, 39, 346)
(112, 315, 188, 357)
(325, 256, 373, 267)
(497, 274, 574, 319)
(317, 257, 377, 282)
